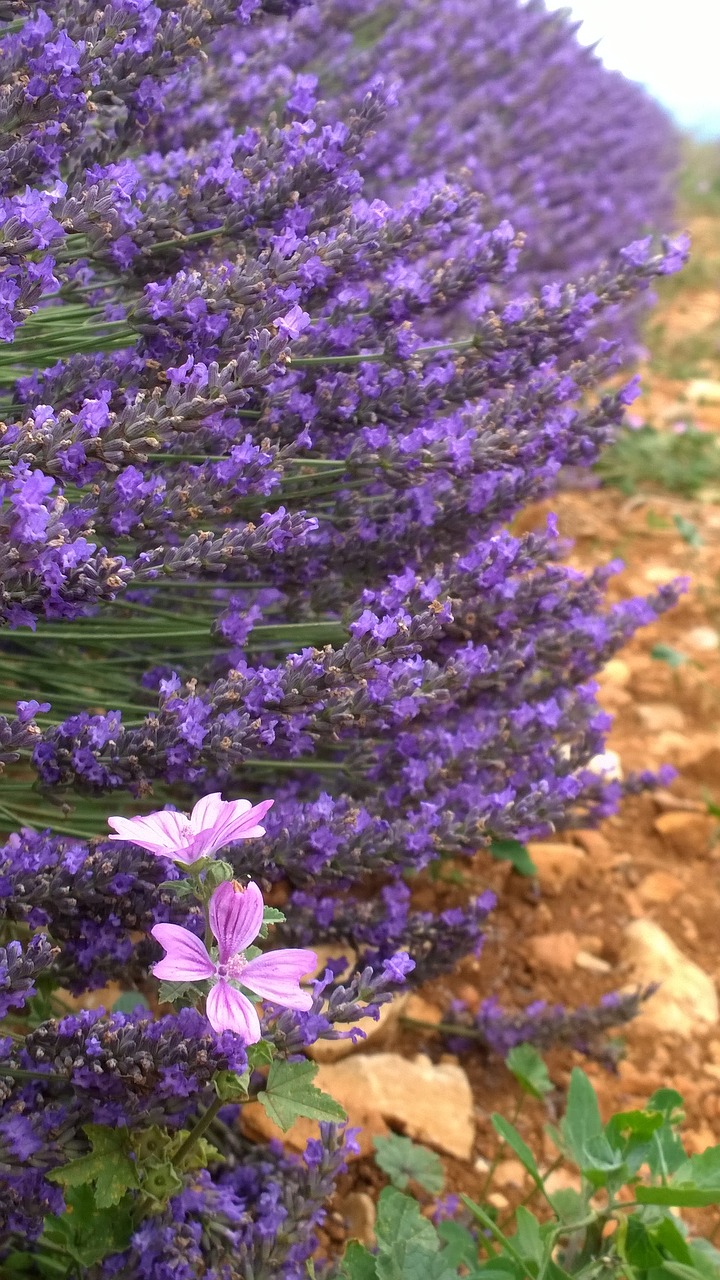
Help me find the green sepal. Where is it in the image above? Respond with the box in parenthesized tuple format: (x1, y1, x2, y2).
(157, 979, 207, 1005)
(214, 1069, 251, 1103)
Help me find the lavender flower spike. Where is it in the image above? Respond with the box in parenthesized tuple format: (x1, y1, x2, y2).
(152, 880, 316, 1041)
(108, 793, 273, 864)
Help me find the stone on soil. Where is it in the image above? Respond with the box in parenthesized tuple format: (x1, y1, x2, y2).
(245, 1053, 475, 1160)
(687, 378, 720, 403)
(494, 1159, 527, 1188)
(526, 842, 586, 894)
(638, 871, 686, 904)
(654, 811, 716, 859)
(623, 920, 718, 1038)
(528, 930, 580, 974)
(676, 734, 720, 786)
(575, 949, 611, 974)
(685, 625, 720, 653)
(637, 703, 686, 733)
(308, 994, 408, 1062)
(341, 1192, 377, 1246)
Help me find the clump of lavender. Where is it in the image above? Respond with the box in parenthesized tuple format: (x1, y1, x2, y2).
(0, 0, 684, 1271)
(0, 796, 407, 1271)
(162, 0, 678, 295)
(423, 988, 659, 1073)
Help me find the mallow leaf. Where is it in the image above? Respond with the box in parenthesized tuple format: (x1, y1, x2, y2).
(489, 839, 537, 876)
(561, 1069, 603, 1167)
(373, 1134, 445, 1193)
(505, 1044, 553, 1098)
(47, 1124, 138, 1209)
(374, 1189, 457, 1280)
(257, 1059, 346, 1131)
(42, 1186, 133, 1267)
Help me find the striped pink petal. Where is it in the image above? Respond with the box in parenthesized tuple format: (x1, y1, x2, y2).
(188, 795, 274, 859)
(108, 810, 192, 860)
(209, 880, 264, 963)
(206, 980, 261, 1041)
(151, 924, 215, 981)
(242, 948, 316, 1010)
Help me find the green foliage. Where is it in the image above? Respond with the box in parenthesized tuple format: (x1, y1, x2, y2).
(490, 1114, 542, 1186)
(158, 877, 197, 898)
(373, 1134, 445, 1193)
(31, 1121, 226, 1278)
(674, 514, 703, 547)
(339, 1066, 720, 1280)
(157, 978, 208, 1005)
(214, 1068, 251, 1102)
(258, 904, 286, 938)
(488, 838, 537, 876)
(41, 1187, 134, 1271)
(505, 1044, 553, 1099)
(651, 643, 689, 668)
(256, 1058, 346, 1131)
(47, 1124, 139, 1208)
(111, 990, 151, 1013)
(341, 1187, 459, 1280)
(202, 859, 236, 892)
(595, 424, 720, 498)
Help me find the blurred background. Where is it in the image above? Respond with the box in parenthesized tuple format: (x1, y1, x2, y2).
(547, 0, 720, 137)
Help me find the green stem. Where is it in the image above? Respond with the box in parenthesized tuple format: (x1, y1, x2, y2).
(480, 1095, 524, 1202)
(0, 1067, 69, 1082)
(290, 336, 470, 368)
(498, 1155, 565, 1229)
(399, 1014, 491, 1041)
(461, 1196, 530, 1271)
(172, 1092, 224, 1168)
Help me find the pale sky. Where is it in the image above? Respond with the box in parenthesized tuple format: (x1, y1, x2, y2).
(545, 0, 720, 136)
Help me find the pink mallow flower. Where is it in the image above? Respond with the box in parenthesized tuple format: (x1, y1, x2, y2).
(151, 880, 316, 1041)
(107, 793, 273, 865)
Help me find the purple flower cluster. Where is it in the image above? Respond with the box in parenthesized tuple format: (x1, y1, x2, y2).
(0, 0, 684, 1269)
(441, 988, 657, 1071)
(102, 1122, 353, 1280)
(0, 934, 56, 1017)
(166, 0, 678, 294)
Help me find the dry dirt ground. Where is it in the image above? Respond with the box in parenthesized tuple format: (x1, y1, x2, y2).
(296, 202, 720, 1247)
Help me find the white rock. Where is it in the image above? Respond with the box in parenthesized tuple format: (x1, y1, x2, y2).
(688, 379, 720, 404)
(575, 949, 612, 974)
(624, 920, 718, 1038)
(600, 659, 631, 688)
(249, 1053, 475, 1160)
(644, 565, 679, 587)
(586, 750, 623, 782)
(686, 626, 720, 653)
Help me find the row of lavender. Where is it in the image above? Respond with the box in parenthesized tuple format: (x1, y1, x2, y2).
(0, 0, 682, 1272)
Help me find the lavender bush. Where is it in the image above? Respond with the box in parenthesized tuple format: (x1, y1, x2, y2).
(0, 0, 685, 1271)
